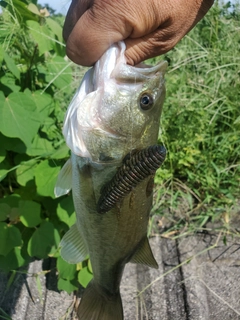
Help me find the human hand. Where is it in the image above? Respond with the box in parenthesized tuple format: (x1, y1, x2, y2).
(63, 0, 214, 66)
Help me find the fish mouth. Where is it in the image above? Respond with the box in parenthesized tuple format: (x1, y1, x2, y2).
(112, 60, 168, 83)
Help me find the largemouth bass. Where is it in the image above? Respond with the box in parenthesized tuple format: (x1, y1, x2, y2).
(55, 41, 167, 320)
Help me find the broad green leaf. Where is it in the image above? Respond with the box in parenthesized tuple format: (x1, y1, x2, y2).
(0, 194, 20, 208)
(0, 247, 26, 272)
(51, 144, 69, 159)
(0, 223, 22, 256)
(48, 228, 61, 256)
(78, 267, 93, 288)
(26, 135, 53, 156)
(3, 52, 20, 80)
(1, 74, 21, 93)
(16, 160, 37, 186)
(57, 197, 75, 228)
(57, 256, 76, 280)
(35, 160, 61, 198)
(57, 278, 78, 294)
(8, 208, 20, 223)
(27, 20, 53, 55)
(27, 221, 56, 259)
(0, 133, 26, 154)
(41, 118, 60, 141)
(0, 91, 41, 147)
(87, 260, 93, 274)
(27, 3, 40, 15)
(45, 56, 72, 92)
(25, 90, 54, 123)
(19, 200, 42, 227)
(46, 18, 63, 42)
(0, 203, 11, 221)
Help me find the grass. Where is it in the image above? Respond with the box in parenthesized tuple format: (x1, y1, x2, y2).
(150, 1, 240, 237)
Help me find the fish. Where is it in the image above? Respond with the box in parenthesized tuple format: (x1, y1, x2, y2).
(55, 41, 167, 320)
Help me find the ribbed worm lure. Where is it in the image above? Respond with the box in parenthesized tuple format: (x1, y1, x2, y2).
(97, 145, 166, 213)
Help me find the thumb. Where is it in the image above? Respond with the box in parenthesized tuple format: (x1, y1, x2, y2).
(65, 3, 133, 66)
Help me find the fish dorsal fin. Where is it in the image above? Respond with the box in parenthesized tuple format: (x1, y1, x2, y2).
(60, 223, 88, 264)
(130, 237, 158, 269)
(54, 159, 72, 198)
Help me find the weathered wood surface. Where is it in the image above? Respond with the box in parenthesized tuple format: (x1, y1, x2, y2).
(1, 233, 240, 320)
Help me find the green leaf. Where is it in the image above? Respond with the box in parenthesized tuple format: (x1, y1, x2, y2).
(0, 247, 26, 272)
(0, 194, 21, 208)
(0, 91, 41, 147)
(48, 228, 61, 256)
(0, 133, 26, 154)
(78, 267, 93, 288)
(0, 142, 6, 163)
(27, 221, 57, 258)
(51, 144, 69, 160)
(3, 52, 20, 80)
(27, 20, 53, 55)
(26, 135, 53, 156)
(19, 200, 42, 227)
(45, 56, 72, 92)
(0, 203, 11, 221)
(27, 3, 41, 15)
(35, 160, 61, 198)
(57, 256, 76, 280)
(24, 90, 54, 123)
(8, 208, 20, 223)
(0, 223, 22, 256)
(57, 197, 75, 228)
(57, 278, 78, 294)
(16, 160, 37, 186)
(46, 18, 63, 42)
(1, 74, 21, 93)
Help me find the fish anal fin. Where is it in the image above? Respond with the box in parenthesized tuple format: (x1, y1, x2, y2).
(60, 223, 88, 264)
(54, 158, 72, 198)
(77, 280, 123, 320)
(130, 237, 158, 269)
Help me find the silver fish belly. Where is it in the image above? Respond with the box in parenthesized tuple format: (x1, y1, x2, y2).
(55, 41, 167, 320)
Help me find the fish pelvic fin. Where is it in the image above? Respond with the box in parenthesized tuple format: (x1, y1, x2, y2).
(77, 280, 123, 320)
(60, 223, 88, 264)
(54, 158, 72, 198)
(130, 236, 158, 269)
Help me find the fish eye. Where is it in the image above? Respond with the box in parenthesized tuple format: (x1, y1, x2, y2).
(139, 92, 154, 111)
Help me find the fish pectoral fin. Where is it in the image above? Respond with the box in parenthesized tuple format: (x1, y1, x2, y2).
(60, 223, 88, 264)
(130, 237, 158, 269)
(77, 280, 123, 320)
(54, 158, 72, 198)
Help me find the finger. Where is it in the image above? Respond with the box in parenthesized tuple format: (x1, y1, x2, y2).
(63, 0, 94, 42)
(65, 2, 133, 66)
(125, 0, 215, 65)
(124, 29, 176, 65)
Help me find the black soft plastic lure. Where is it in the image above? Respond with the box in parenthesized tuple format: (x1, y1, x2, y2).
(97, 145, 166, 213)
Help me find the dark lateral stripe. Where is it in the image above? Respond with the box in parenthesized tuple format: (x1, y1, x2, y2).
(97, 145, 167, 213)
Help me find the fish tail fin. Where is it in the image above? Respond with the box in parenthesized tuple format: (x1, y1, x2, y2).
(77, 280, 123, 320)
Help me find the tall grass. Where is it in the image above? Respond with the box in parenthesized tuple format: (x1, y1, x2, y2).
(152, 1, 240, 235)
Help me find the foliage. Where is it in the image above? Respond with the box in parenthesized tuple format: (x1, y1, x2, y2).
(153, 0, 240, 234)
(0, 0, 239, 298)
(0, 0, 92, 293)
